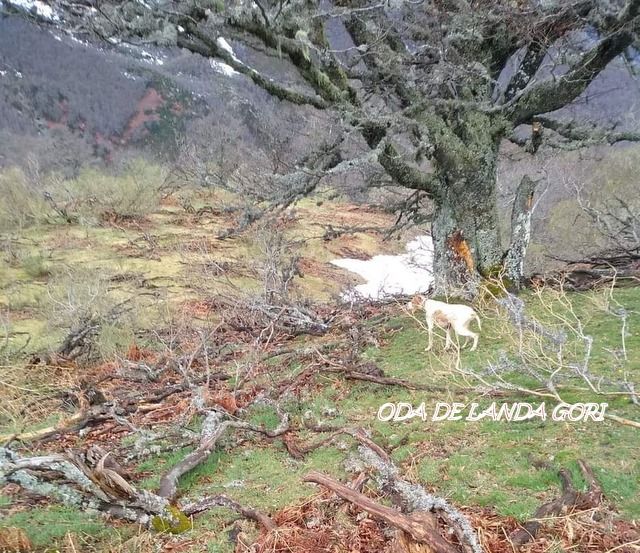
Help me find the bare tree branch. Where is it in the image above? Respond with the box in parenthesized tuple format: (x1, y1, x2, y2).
(537, 116, 640, 146)
(177, 31, 328, 110)
(505, 0, 639, 125)
(502, 0, 595, 102)
(377, 143, 441, 197)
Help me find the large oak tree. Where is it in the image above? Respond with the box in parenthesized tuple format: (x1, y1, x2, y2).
(9, 0, 640, 289)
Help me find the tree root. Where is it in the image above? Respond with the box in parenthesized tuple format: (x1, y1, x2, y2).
(510, 459, 603, 546)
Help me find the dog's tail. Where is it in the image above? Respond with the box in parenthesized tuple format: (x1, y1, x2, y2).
(473, 312, 482, 330)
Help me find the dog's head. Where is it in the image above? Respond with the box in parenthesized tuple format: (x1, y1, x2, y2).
(406, 294, 426, 312)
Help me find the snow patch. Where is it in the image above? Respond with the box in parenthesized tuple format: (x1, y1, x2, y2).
(209, 59, 238, 77)
(4, 0, 59, 20)
(68, 35, 91, 47)
(216, 37, 235, 56)
(140, 50, 164, 65)
(331, 235, 434, 300)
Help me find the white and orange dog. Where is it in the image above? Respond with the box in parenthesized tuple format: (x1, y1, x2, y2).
(406, 294, 481, 351)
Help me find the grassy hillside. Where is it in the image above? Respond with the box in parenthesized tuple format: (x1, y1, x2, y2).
(1, 167, 639, 553)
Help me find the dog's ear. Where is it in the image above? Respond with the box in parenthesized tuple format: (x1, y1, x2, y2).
(426, 283, 435, 297)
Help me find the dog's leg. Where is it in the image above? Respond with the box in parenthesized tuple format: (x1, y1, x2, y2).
(456, 325, 478, 352)
(425, 316, 434, 351)
(444, 328, 453, 350)
(470, 333, 479, 351)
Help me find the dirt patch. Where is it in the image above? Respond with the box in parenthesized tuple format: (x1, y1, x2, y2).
(327, 235, 375, 261)
(298, 258, 354, 284)
(121, 87, 164, 142)
(180, 299, 217, 318)
(297, 204, 393, 229)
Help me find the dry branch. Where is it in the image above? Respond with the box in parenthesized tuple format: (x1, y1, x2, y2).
(1, 402, 292, 533)
(510, 459, 603, 546)
(158, 405, 289, 500)
(183, 494, 276, 531)
(0, 447, 170, 525)
(0, 394, 109, 445)
(360, 446, 482, 553)
(330, 367, 450, 393)
(303, 471, 458, 553)
(284, 427, 390, 461)
(0, 371, 227, 445)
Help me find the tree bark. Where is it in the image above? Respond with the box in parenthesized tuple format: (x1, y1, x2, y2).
(503, 175, 537, 287)
(427, 117, 503, 293)
(432, 189, 502, 294)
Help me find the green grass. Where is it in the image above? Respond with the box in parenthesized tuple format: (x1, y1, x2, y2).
(347, 286, 640, 521)
(1, 178, 639, 549)
(0, 505, 108, 549)
(134, 446, 215, 491)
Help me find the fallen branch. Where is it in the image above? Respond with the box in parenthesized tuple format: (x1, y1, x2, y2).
(0, 395, 109, 445)
(0, 447, 170, 526)
(182, 494, 276, 531)
(296, 437, 482, 553)
(303, 471, 459, 553)
(359, 445, 482, 553)
(284, 427, 389, 461)
(158, 404, 290, 500)
(1, 404, 292, 533)
(333, 367, 449, 392)
(326, 364, 510, 397)
(510, 459, 603, 546)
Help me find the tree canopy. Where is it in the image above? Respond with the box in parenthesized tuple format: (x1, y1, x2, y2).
(6, 0, 640, 288)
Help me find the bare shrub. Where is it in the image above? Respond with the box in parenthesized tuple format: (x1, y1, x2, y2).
(215, 218, 327, 344)
(543, 148, 640, 262)
(20, 253, 51, 279)
(0, 310, 13, 365)
(44, 268, 133, 362)
(0, 310, 76, 434)
(252, 218, 302, 304)
(0, 167, 52, 231)
(168, 129, 241, 191)
(573, 148, 640, 258)
(52, 159, 168, 223)
(0, 239, 53, 276)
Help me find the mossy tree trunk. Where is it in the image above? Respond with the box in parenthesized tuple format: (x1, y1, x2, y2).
(431, 171, 503, 292)
(61, 0, 640, 292)
(381, 109, 508, 292)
